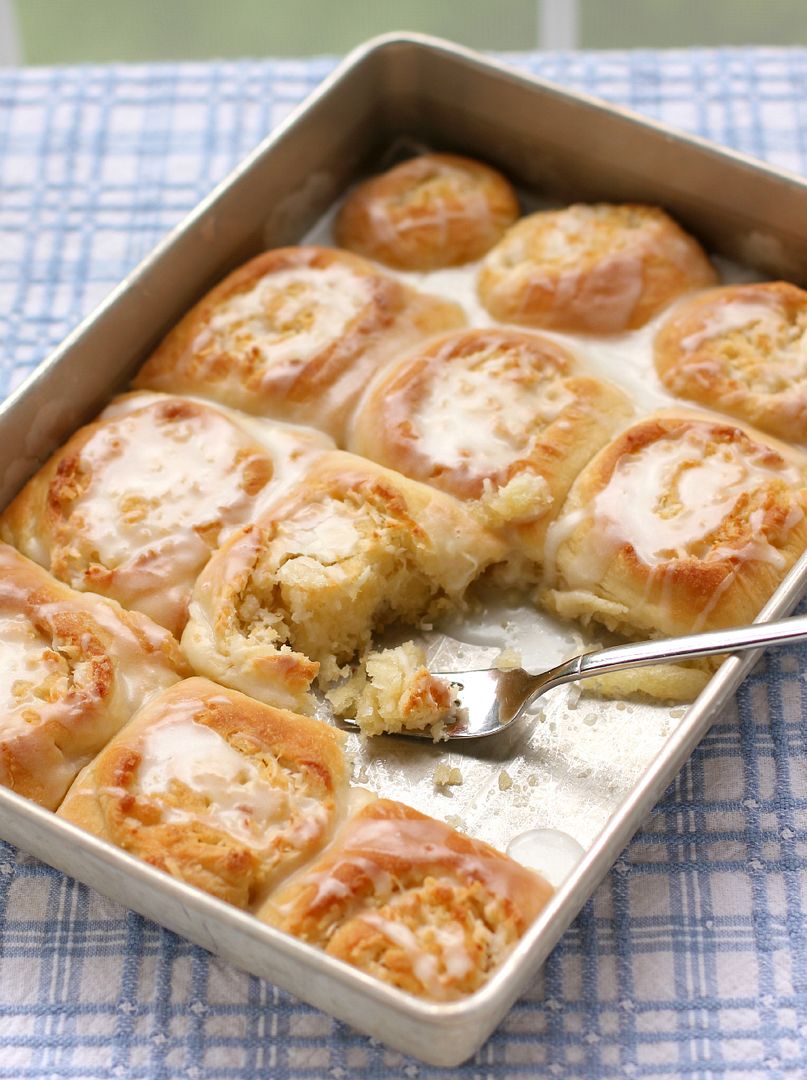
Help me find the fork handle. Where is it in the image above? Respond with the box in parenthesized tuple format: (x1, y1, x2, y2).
(541, 612, 807, 698)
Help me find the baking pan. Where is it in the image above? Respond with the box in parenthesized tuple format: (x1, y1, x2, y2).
(2, 33, 807, 1067)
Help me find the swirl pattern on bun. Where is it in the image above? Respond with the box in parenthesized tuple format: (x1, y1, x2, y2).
(478, 204, 716, 333)
(348, 327, 633, 561)
(135, 246, 465, 440)
(654, 282, 807, 443)
(0, 393, 326, 637)
(0, 543, 187, 809)
(260, 798, 553, 1001)
(543, 412, 807, 641)
(334, 152, 520, 270)
(58, 677, 349, 907)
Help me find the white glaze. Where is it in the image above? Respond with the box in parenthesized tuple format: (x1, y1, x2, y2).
(101, 391, 335, 516)
(412, 339, 574, 470)
(272, 499, 363, 564)
(0, 616, 67, 733)
(593, 429, 802, 567)
(305, 195, 764, 421)
(366, 186, 490, 250)
(679, 299, 785, 353)
(74, 405, 265, 570)
(206, 264, 369, 375)
(137, 713, 328, 848)
(358, 911, 469, 999)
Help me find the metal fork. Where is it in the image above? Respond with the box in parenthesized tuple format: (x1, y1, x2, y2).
(340, 614, 807, 739)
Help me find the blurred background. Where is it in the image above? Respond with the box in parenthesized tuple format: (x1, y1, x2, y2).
(1, 0, 806, 65)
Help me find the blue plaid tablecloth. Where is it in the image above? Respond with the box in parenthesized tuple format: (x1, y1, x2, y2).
(1, 46, 807, 1080)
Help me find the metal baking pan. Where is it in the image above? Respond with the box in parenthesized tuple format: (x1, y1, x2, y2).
(2, 33, 807, 1067)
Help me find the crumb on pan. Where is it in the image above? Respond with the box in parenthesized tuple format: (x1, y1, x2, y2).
(433, 763, 464, 788)
(326, 641, 462, 741)
(498, 770, 513, 791)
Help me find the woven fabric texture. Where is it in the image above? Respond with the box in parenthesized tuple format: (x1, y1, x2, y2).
(1, 47, 806, 1080)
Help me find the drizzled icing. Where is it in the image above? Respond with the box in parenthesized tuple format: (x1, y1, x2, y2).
(101, 391, 334, 500)
(602, 433, 799, 564)
(335, 153, 518, 272)
(136, 709, 328, 849)
(368, 181, 491, 241)
(358, 912, 473, 999)
(271, 498, 364, 564)
(679, 299, 787, 354)
(307, 812, 535, 909)
(674, 295, 807, 396)
(0, 551, 179, 737)
(0, 615, 73, 734)
(484, 214, 646, 332)
(560, 427, 803, 581)
(0, 543, 188, 809)
(72, 404, 270, 571)
(479, 204, 716, 334)
(205, 264, 370, 376)
(266, 803, 551, 1000)
(410, 337, 575, 470)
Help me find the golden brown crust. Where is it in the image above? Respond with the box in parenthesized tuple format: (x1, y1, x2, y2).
(478, 204, 717, 333)
(0, 394, 288, 637)
(543, 411, 807, 640)
(180, 451, 508, 710)
(348, 327, 634, 562)
(134, 246, 465, 441)
(654, 282, 807, 443)
(0, 543, 188, 809)
(334, 153, 520, 270)
(58, 677, 349, 908)
(260, 798, 553, 1001)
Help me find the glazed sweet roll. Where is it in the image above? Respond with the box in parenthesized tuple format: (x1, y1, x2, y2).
(478, 204, 716, 333)
(334, 152, 520, 270)
(260, 798, 553, 1002)
(654, 282, 807, 443)
(543, 412, 807, 644)
(180, 452, 507, 712)
(0, 544, 187, 809)
(0, 393, 327, 637)
(57, 677, 349, 908)
(348, 327, 633, 562)
(134, 246, 465, 441)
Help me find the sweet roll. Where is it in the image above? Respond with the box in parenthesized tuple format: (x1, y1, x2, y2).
(260, 798, 553, 1001)
(0, 543, 188, 809)
(654, 281, 807, 443)
(134, 246, 465, 441)
(180, 452, 508, 712)
(478, 203, 716, 333)
(543, 412, 807, 644)
(57, 677, 349, 907)
(348, 327, 634, 562)
(334, 152, 520, 270)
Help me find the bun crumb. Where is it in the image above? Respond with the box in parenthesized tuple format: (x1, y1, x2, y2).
(326, 641, 462, 740)
(434, 763, 464, 787)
